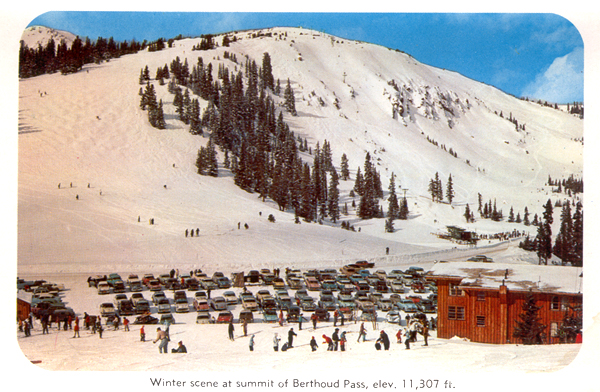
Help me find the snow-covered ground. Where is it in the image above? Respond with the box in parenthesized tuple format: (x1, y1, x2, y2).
(7, 21, 598, 392)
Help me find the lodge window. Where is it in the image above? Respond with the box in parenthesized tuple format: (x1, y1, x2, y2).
(476, 291, 486, 301)
(449, 283, 464, 296)
(550, 322, 559, 337)
(448, 306, 465, 320)
(551, 296, 569, 311)
(476, 315, 485, 327)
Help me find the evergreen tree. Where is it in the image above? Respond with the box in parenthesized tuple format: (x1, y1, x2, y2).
(261, 52, 274, 91)
(464, 204, 472, 223)
(354, 167, 364, 196)
(513, 291, 546, 345)
(340, 153, 350, 181)
(535, 199, 554, 265)
(327, 168, 340, 223)
(572, 202, 583, 267)
(446, 174, 454, 204)
(508, 206, 515, 222)
(284, 78, 297, 116)
(385, 216, 395, 233)
(387, 173, 399, 219)
(358, 153, 380, 219)
(523, 206, 530, 226)
(398, 195, 409, 220)
(478, 193, 483, 214)
(554, 202, 574, 265)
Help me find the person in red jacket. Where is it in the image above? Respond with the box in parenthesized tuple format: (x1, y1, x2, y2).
(322, 334, 334, 351)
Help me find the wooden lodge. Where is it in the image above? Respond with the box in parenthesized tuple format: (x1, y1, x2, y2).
(426, 261, 583, 344)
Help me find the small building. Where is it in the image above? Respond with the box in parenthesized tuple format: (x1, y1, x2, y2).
(17, 298, 31, 322)
(426, 261, 582, 344)
(446, 226, 479, 244)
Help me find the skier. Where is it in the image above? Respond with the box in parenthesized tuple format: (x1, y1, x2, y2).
(311, 312, 318, 329)
(140, 325, 146, 342)
(123, 317, 130, 332)
(310, 336, 319, 352)
(273, 333, 281, 352)
(332, 328, 340, 351)
(396, 329, 403, 344)
(288, 328, 297, 348)
(322, 334, 334, 351)
(333, 310, 339, 326)
(228, 320, 235, 341)
(73, 322, 80, 338)
(357, 322, 367, 342)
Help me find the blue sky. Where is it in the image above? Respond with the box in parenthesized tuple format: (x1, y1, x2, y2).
(27, 12, 584, 103)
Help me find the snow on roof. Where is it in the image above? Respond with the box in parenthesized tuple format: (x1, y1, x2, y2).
(427, 261, 583, 294)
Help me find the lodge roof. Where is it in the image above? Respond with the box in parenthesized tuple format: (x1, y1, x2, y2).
(426, 261, 583, 294)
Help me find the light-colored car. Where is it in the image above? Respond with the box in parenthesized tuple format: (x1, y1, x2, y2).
(157, 298, 171, 313)
(175, 298, 189, 313)
(196, 312, 214, 324)
(210, 296, 228, 311)
(99, 302, 115, 317)
(97, 282, 111, 295)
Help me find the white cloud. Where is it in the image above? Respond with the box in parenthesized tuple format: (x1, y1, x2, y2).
(521, 46, 583, 103)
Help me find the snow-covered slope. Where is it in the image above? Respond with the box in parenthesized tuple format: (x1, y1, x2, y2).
(20, 25, 77, 48)
(18, 27, 582, 276)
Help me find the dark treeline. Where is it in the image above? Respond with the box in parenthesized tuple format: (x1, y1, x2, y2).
(19, 34, 171, 78)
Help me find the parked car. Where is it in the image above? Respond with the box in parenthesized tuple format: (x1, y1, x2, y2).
(222, 291, 238, 306)
(210, 297, 228, 311)
(133, 314, 159, 324)
(99, 303, 116, 317)
(118, 299, 135, 316)
(148, 280, 162, 291)
(107, 273, 122, 287)
(390, 280, 405, 293)
(355, 260, 375, 269)
(135, 299, 150, 314)
(287, 277, 304, 290)
(175, 298, 190, 313)
(157, 298, 171, 313)
(142, 274, 155, 286)
(196, 312, 215, 324)
(160, 313, 175, 325)
(113, 293, 128, 305)
(386, 310, 401, 324)
(377, 298, 394, 312)
(359, 310, 377, 321)
(239, 309, 254, 323)
(262, 307, 278, 323)
(97, 282, 111, 295)
(241, 297, 259, 312)
(128, 279, 144, 292)
(337, 292, 356, 309)
(200, 278, 218, 291)
(313, 308, 330, 322)
(194, 298, 210, 312)
(318, 294, 337, 311)
(272, 277, 286, 289)
(300, 298, 317, 311)
(152, 291, 166, 305)
(321, 279, 338, 291)
(286, 305, 302, 322)
(294, 289, 312, 302)
(53, 307, 75, 322)
(305, 277, 321, 291)
(396, 299, 419, 313)
(215, 276, 232, 289)
(88, 275, 107, 288)
(216, 311, 234, 323)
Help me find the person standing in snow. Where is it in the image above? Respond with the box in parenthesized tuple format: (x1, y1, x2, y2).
(323, 334, 333, 351)
(73, 322, 80, 338)
(123, 317, 130, 332)
(228, 320, 235, 341)
(422, 323, 429, 346)
(140, 325, 146, 342)
(357, 322, 367, 342)
(249, 335, 255, 352)
(243, 319, 248, 337)
(404, 328, 411, 350)
(377, 330, 390, 351)
(396, 329, 403, 344)
(273, 333, 281, 351)
(332, 328, 340, 351)
(278, 310, 284, 326)
(311, 312, 318, 330)
(153, 327, 168, 353)
(310, 336, 318, 351)
(288, 328, 297, 348)
(97, 321, 103, 339)
(333, 310, 339, 327)
(340, 331, 347, 351)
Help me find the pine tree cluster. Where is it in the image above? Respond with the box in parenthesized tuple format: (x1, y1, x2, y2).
(20, 35, 142, 78)
(139, 82, 166, 129)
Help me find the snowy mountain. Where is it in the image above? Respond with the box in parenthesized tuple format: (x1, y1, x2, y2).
(17, 26, 583, 276)
(20, 25, 77, 48)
